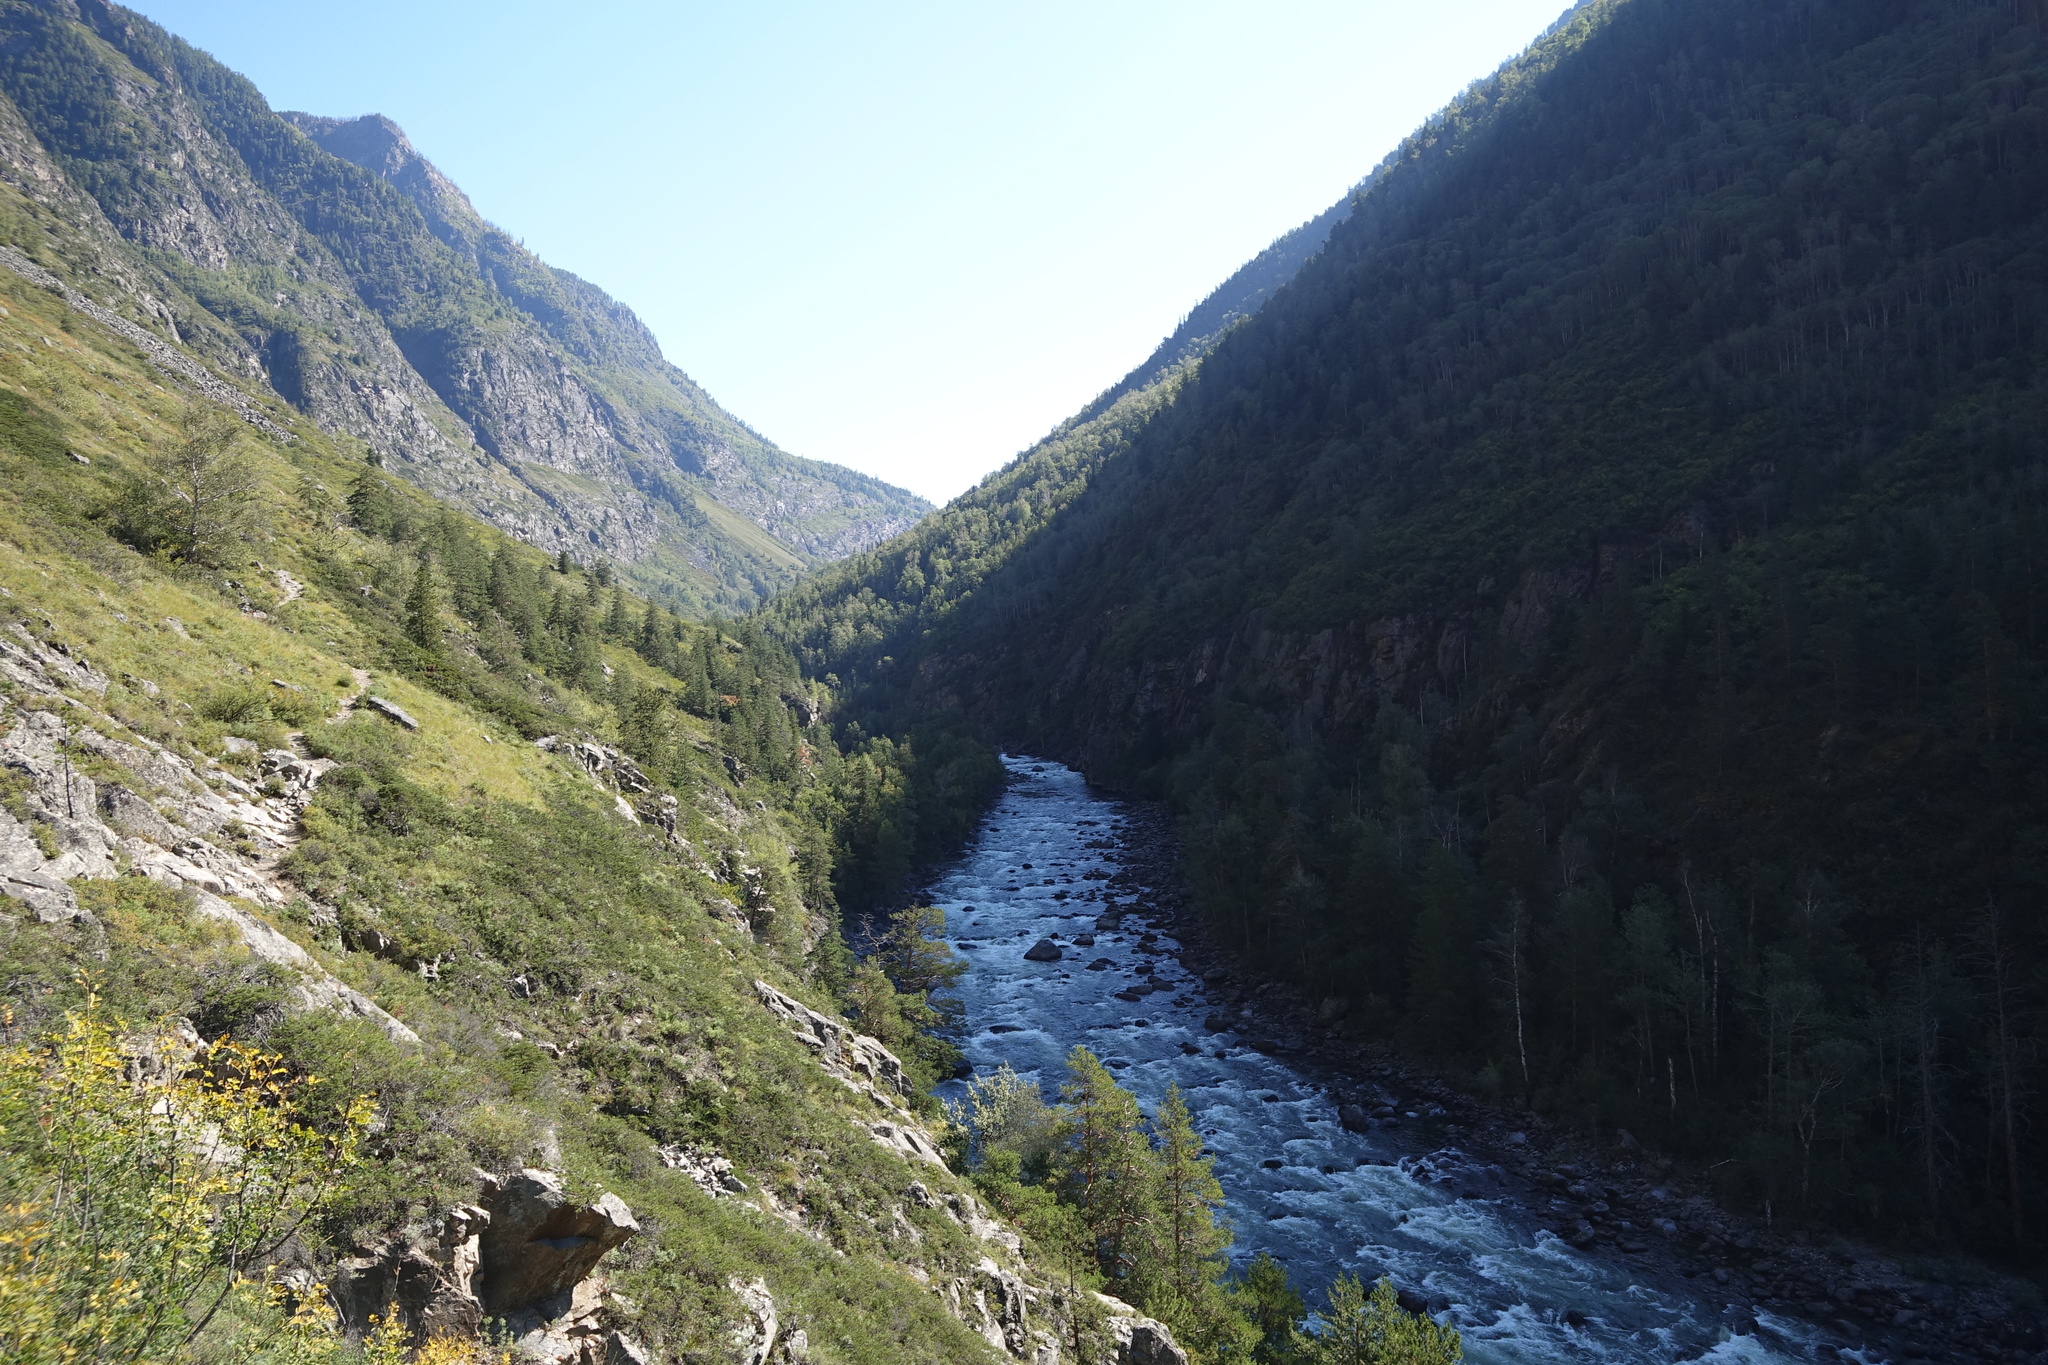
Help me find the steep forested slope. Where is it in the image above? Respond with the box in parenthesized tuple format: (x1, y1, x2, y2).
(776, 0, 2048, 1261)
(0, 0, 926, 614)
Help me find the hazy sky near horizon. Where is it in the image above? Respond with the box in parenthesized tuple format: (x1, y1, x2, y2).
(131, 1, 1570, 503)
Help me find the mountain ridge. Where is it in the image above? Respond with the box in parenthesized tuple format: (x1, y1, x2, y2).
(0, 0, 926, 610)
(775, 0, 2048, 1266)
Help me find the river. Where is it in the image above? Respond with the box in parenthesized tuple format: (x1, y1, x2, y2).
(929, 757, 1882, 1365)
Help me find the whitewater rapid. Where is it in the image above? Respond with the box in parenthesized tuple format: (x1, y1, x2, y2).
(929, 757, 1879, 1365)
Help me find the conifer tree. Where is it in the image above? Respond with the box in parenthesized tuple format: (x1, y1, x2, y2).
(1404, 845, 1479, 1057)
(1231, 1251, 1305, 1364)
(402, 548, 441, 654)
(1053, 1046, 1159, 1288)
(345, 456, 403, 540)
(1303, 1275, 1460, 1365)
(1144, 1083, 1246, 1358)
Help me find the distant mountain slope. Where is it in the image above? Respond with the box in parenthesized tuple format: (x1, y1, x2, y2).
(777, 0, 2048, 1257)
(0, 0, 926, 611)
(769, 172, 1360, 687)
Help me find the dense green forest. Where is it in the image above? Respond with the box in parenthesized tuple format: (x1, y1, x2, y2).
(773, 0, 2048, 1266)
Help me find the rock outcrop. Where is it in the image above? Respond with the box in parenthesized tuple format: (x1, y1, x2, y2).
(0, 624, 414, 1043)
(476, 1168, 640, 1316)
(1096, 1296, 1191, 1365)
(336, 1172, 645, 1364)
(753, 978, 913, 1102)
(335, 1205, 492, 1342)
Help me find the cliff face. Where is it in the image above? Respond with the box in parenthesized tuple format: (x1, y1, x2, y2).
(0, 0, 926, 610)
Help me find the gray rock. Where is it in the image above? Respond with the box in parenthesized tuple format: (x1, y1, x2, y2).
(476, 1168, 639, 1315)
(97, 784, 181, 846)
(0, 808, 86, 923)
(728, 1276, 778, 1365)
(753, 978, 912, 1098)
(335, 1204, 491, 1340)
(364, 695, 421, 731)
(1097, 1293, 1191, 1365)
(1024, 938, 1063, 962)
(1127, 1319, 1190, 1365)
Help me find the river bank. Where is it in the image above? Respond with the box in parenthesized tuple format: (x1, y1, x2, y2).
(1097, 798, 2047, 1365)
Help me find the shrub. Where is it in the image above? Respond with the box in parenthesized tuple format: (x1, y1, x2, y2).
(105, 407, 264, 567)
(199, 685, 273, 726)
(0, 995, 370, 1363)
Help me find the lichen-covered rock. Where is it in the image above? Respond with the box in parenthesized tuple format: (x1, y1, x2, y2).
(657, 1143, 749, 1197)
(0, 808, 86, 923)
(1094, 1294, 1191, 1365)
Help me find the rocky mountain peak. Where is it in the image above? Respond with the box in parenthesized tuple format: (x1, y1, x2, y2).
(282, 110, 484, 248)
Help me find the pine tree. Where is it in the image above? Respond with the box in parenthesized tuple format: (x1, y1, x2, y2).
(1303, 1275, 1460, 1365)
(1230, 1252, 1305, 1364)
(346, 458, 403, 540)
(1053, 1046, 1158, 1289)
(638, 602, 665, 664)
(1144, 1083, 1247, 1358)
(684, 636, 715, 717)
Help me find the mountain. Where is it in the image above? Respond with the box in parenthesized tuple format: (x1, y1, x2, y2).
(775, 0, 2048, 1261)
(0, 0, 927, 613)
(0, 149, 1194, 1360)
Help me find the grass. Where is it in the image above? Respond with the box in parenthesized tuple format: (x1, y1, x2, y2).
(0, 208, 1024, 1363)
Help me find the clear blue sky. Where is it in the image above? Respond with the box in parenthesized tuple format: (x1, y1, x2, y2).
(130, 1, 1571, 502)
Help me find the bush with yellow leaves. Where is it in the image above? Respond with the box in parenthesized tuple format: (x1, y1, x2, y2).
(0, 992, 370, 1364)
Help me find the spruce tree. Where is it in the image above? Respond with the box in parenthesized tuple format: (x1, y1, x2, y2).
(346, 458, 402, 540)
(402, 548, 441, 654)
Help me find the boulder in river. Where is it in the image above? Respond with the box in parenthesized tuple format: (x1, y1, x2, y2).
(1023, 939, 1063, 962)
(1203, 1014, 1233, 1033)
(1339, 1104, 1371, 1133)
(1087, 957, 1116, 971)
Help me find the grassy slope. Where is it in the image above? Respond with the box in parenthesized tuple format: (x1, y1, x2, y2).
(0, 204, 1026, 1363)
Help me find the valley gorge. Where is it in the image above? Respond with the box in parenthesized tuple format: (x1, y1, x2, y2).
(3, 0, 2048, 1362)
